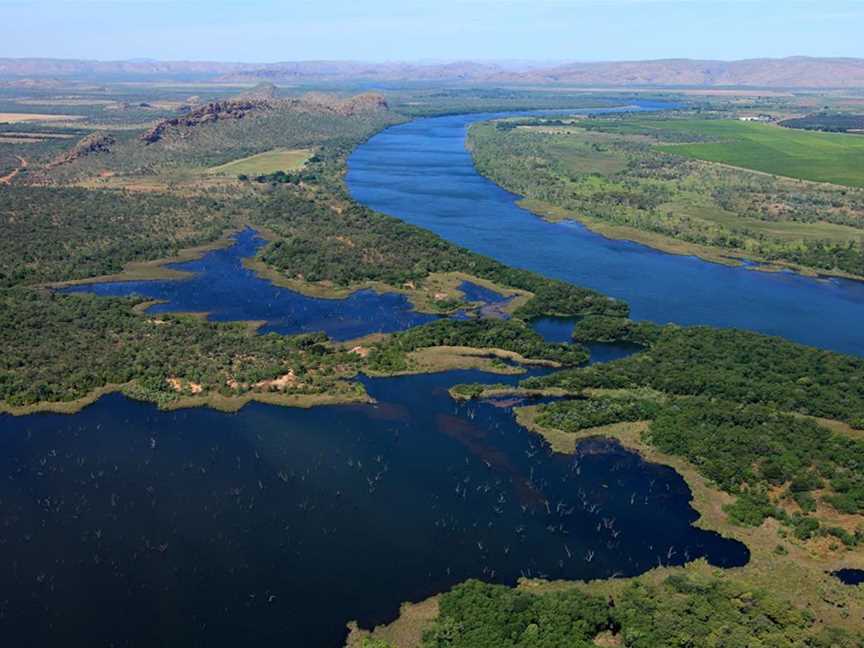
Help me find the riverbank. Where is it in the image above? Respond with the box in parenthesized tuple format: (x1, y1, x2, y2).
(467, 115, 864, 284)
(348, 110, 864, 355)
(519, 197, 864, 283)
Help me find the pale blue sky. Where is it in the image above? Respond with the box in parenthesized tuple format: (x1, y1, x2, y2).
(1, 0, 862, 62)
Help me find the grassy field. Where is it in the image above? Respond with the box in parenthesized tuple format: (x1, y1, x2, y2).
(206, 148, 313, 175)
(648, 119, 864, 187)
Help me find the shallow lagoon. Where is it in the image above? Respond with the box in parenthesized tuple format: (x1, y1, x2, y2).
(347, 107, 864, 355)
(0, 368, 746, 647)
(62, 228, 436, 341)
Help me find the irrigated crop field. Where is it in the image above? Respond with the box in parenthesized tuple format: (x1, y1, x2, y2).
(651, 119, 864, 187)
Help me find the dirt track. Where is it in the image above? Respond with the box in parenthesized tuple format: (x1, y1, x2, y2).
(0, 156, 28, 185)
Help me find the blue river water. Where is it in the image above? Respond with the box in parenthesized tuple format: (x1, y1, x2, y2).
(347, 108, 864, 355)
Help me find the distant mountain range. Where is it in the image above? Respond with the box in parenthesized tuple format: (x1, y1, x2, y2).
(2, 56, 864, 88)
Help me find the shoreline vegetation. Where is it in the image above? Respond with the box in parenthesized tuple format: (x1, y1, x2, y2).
(42, 217, 532, 316)
(43, 228, 243, 287)
(1, 217, 555, 416)
(0, 380, 371, 417)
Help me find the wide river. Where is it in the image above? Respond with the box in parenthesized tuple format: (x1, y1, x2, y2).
(347, 107, 864, 356)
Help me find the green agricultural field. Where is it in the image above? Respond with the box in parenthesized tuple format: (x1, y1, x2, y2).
(650, 119, 864, 187)
(206, 148, 313, 176)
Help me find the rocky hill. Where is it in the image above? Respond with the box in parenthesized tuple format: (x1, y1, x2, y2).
(34, 91, 398, 184)
(140, 99, 274, 143)
(48, 132, 115, 167)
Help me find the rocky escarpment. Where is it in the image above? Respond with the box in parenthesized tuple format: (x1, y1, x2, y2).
(140, 92, 388, 144)
(48, 132, 115, 167)
(140, 99, 274, 143)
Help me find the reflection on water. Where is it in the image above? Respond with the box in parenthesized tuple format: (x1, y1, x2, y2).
(530, 316, 642, 364)
(0, 369, 747, 647)
(832, 568, 864, 585)
(62, 228, 436, 341)
(531, 316, 579, 344)
(347, 106, 864, 355)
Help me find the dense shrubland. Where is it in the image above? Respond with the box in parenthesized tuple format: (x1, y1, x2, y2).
(420, 575, 858, 648)
(529, 317, 864, 426)
(649, 399, 864, 536)
(535, 394, 663, 431)
(0, 186, 237, 286)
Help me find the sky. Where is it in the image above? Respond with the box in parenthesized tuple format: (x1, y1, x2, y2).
(1, 0, 862, 62)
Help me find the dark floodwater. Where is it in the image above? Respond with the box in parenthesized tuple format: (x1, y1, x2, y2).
(62, 228, 436, 341)
(833, 568, 864, 585)
(347, 107, 864, 355)
(0, 369, 746, 647)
